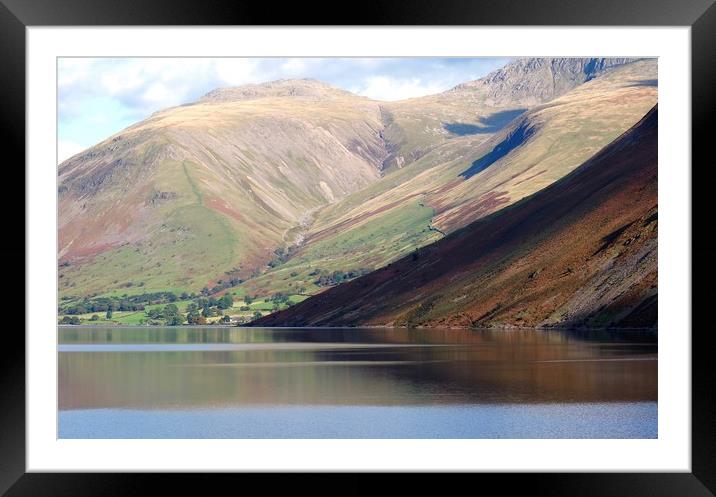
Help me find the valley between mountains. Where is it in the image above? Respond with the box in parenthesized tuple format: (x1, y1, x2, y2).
(58, 57, 658, 328)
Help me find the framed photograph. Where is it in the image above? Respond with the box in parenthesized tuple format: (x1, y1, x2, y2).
(5, 0, 715, 494)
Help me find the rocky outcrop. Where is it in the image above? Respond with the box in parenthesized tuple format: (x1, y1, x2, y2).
(450, 57, 643, 106)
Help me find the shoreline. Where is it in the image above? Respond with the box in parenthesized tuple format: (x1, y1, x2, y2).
(57, 324, 658, 332)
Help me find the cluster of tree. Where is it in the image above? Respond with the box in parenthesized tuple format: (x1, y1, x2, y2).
(194, 294, 234, 312)
(267, 246, 297, 268)
(60, 291, 181, 315)
(145, 303, 183, 325)
(59, 291, 238, 326)
(313, 268, 371, 287)
(148, 301, 230, 326)
(61, 299, 141, 315)
(200, 276, 244, 297)
(267, 292, 290, 305)
(184, 294, 234, 325)
(185, 302, 205, 324)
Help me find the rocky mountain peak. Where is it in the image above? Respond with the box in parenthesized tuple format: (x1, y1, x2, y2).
(451, 57, 645, 105)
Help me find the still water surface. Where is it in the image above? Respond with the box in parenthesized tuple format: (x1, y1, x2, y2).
(59, 327, 657, 438)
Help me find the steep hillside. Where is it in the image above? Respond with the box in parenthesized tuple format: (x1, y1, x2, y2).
(255, 106, 658, 329)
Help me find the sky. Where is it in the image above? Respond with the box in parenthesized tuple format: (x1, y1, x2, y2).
(58, 57, 510, 163)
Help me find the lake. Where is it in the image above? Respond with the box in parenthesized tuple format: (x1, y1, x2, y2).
(58, 326, 657, 438)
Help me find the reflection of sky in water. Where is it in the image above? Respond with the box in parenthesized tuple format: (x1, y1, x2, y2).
(58, 327, 657, 438)
(60, 403, 657, 439)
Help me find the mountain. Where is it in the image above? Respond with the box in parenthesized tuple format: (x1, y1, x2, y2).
(237, 59, 657, 299)
(58, 58, 657, 306)
(255, 106, 658, 329)
(58, 79, 390, 295)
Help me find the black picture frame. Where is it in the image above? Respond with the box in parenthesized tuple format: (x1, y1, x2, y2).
(3, 0, 714, 494)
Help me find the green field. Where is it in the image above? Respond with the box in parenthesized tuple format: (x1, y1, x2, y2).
(59, 293, 309, 326)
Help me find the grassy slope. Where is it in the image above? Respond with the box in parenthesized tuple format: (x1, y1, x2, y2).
(60, 159, 247, 296)
(237, 201, 441, 297)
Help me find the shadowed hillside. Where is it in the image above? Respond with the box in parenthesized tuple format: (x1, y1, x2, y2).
(255, 106, 658, 329)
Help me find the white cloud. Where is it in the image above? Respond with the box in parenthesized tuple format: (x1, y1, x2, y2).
(279, 58, 309, 77)
(58, 139, 87, 164)
(213, 58, 260, 86)
(142, 82, 174, 105)
(355, 76, 447, 101)
(100, 63, 145, 95)
(58, 59, 92, 88)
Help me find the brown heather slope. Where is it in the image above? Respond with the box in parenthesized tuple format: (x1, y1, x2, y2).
(255, 106, 658, 329)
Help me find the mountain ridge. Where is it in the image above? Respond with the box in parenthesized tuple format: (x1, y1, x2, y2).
(446, 57, 643, 106)
(198, 78, 359, 103)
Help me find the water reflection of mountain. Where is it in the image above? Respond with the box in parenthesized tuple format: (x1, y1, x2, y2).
(59, 327, 656, 410)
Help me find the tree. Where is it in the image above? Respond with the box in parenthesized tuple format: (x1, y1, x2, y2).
(220, 315, 231, 324)
(163, 303, 179, 317)
(106, 308, 113, 319)
(218, 293, 233, 310)
(90, 314, 99, 321)
(147, 308, 162, 319)
(270, 292, 289, 304)
(166, 314, 184, 326)
(243, 295, 254, 305)
(252, 311, 263, 321)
